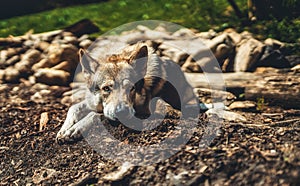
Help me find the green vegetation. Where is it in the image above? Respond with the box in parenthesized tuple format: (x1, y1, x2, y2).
(0, 0, 299, 43)
(256, 97, 265, 111)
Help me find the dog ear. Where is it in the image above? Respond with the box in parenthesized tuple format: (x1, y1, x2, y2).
(130, 45, 148, 77)
(78, 49, 99, 78)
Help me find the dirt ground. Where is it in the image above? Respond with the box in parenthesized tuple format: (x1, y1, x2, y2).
(0, 82, 299, 185)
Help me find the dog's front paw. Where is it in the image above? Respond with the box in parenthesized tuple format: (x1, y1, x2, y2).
(56, 112, 100, 144)
(56, 126, 83, 144)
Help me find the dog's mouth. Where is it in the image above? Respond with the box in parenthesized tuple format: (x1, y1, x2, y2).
(115, 107, 135, 121)
(103, 105, 135, 121)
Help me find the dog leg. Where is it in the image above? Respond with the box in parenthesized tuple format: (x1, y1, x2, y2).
(56, 100, 93, 142)
(56, 111, 101, 142)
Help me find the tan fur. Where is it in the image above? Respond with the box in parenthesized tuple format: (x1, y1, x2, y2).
(56, 43, 198, 141)
(79, 43, 196, 120)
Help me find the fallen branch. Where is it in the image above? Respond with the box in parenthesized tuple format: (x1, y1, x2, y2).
(185, 71, 300, 109)
(229, 122, 271, 129)
(229, 118, 300, 129)
(267, 119, 300, 127)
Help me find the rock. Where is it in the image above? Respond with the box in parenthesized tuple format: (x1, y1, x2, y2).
(234, 38, 265, 72)
(34, 68, 71, 86)
(22, 49, 42, 65)
(181, 60, 201, 72)
(209, 33, 235, 60)
(30, 89, 51, 103)
(0, 69, 4, 82)
(257, 45, 290, 69)
(62, 31, 74, 37)
(78, 34, 89, 42)
(240, 31, 253, 40)
(159, 38, 214, 72)
(0, 50, 8, 63)
(36, 41, 50, 51)
(215, 43, 232, 60)
(4, 67, 20, 83)
(15, 51, 41, 74)
(47, 43, 78, 66)
(190, 33, 236, 73)
(221, 55, 235, 72)
(136, 25, 150, 32)
(0, 48, 25, 65)
(5, 55, 20, 66)
(206, 109, 247, 122)
(14, 60, 32, 74)
(32, 59, 53, 71)
(172, 28, 195, 38)
(154, 25, 168, 32)
(118, 25, 173, 44)
(291, 64, 300, 72)
(159, 43, 189, 65)
(196, 29, 217, 39)
(228, 101, 256, 110)
(31, 83, 50, 91)
(224, 28, 243, 45)
(28, 75, 36, 84)
(63, 35, 78, 45)
(79, 39, 93, 49)
(23, 40, 34, 47)
(6, 47, 26, 58)
(14, 49, 42, 73)
(13, 49, 42, 74)
(51, 61, 77, 72)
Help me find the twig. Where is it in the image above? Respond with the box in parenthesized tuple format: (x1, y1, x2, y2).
(229, 122, 270, 129)
(229, 118, 300, 128)
(267, 119, 300, 127)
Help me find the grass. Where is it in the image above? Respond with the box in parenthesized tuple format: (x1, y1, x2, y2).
(0, 0, 299, 44)
(0, 0, 230, 36)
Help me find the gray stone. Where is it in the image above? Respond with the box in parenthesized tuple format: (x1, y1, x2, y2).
(234, 38, 265, 72)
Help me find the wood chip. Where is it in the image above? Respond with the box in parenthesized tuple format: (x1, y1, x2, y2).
(39, 112, 49, 131)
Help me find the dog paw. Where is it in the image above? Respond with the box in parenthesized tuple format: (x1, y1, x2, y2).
(56, 127, 83, 144)
(56, 112, 100, 144)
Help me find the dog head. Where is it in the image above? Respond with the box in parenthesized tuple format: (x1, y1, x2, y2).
(79, 45, 148, 120)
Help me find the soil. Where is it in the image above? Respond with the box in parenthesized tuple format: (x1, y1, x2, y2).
(0, 82, 299, 185)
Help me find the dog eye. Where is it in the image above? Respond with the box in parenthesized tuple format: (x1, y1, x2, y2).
(102, 86, 112, 93)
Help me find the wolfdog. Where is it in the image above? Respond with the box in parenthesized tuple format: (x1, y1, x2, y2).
(56, 43, 199, 142)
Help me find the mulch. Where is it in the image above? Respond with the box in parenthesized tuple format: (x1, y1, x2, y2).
(0, 83, 299, 185)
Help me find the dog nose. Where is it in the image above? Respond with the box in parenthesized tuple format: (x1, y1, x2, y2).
(115, 106, 131, 119)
